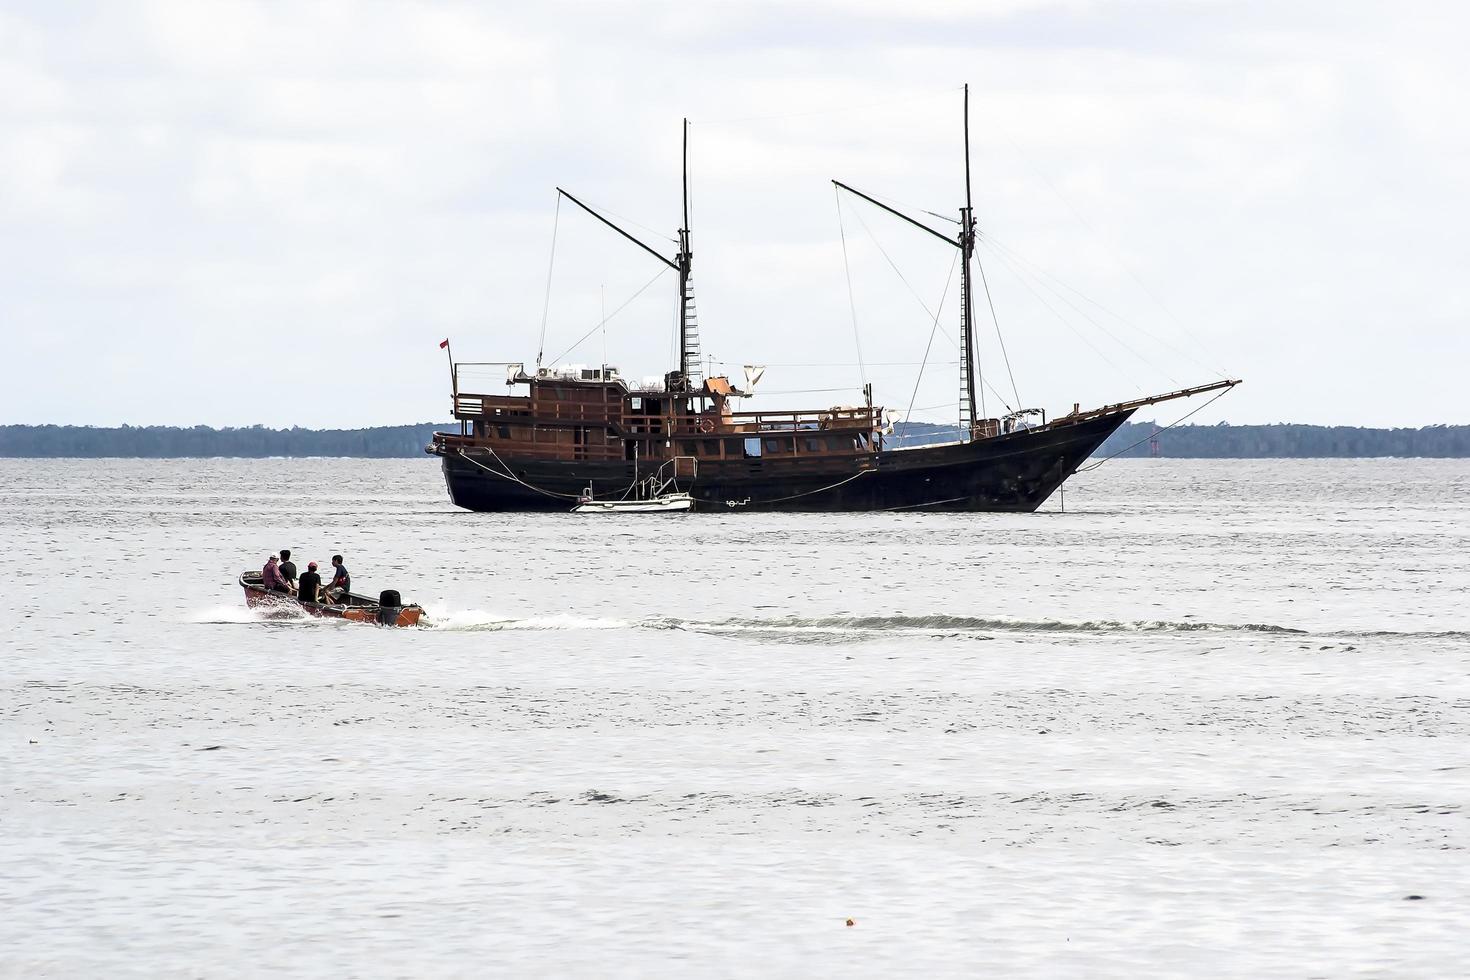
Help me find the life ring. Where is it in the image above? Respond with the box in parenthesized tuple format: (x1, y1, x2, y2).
(698, 418, 715, 434)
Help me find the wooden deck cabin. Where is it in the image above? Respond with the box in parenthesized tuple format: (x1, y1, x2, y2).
(435, 363, 883, 469)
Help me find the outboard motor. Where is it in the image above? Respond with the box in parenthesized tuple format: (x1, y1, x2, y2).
(376, 589, 403, 627)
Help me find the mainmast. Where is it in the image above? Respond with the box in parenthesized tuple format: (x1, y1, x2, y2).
(959, 83, 980, 437)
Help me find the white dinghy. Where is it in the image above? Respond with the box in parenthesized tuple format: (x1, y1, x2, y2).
(572, 458, 696, 514)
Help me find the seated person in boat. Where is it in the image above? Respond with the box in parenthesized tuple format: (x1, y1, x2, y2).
(278, 549, 298, 590)
(297, 561, 324, 604)
(324, 554, 351, 602)
(262, 555, 293, 595)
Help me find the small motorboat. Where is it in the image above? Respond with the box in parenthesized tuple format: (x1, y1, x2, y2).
(572, 458, 695, 514)
(238, 571, 425, 627)
(573, 492, 693, 514)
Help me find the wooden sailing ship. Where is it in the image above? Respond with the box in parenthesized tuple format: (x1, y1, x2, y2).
(427, 87, 1237, 513)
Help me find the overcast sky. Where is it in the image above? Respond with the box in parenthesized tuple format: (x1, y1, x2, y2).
(2, 1, 1465, 428)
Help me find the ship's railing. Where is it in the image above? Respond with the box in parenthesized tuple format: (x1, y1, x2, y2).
(453, 392, 535, 420)
(451, 394, 882, 433)
(734, 406, 878, 431)
(622, 407, 880, 435)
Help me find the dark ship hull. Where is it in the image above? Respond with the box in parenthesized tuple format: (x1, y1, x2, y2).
(436, 409, 1132, 514)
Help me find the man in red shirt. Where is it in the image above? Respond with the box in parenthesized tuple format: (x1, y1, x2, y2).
(324, 555, 351, 602)
(261, 555, 292, 595)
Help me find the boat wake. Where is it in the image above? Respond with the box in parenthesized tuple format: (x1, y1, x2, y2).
(653, 615, 1470, 642)
(421, 609, 630, 633)
(196, 605, 1469, 642)
(650, 614, 1312, 639)
(188, 605, 348, 627)
(415, 610, 1312, 637)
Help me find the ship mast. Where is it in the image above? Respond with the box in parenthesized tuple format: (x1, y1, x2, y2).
(959, 83, 980, 436)
(831, 83, 990, 443)
(674, 118, 702, 393)
(554, 119, 702, 395)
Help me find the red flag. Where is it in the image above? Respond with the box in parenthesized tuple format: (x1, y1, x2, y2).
(439, 338, 449, 349)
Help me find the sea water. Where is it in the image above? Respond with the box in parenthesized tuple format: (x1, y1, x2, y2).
(1, 457, 1467, 977)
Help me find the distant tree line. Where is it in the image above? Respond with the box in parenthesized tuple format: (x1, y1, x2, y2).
(1097, 421, 1470, 458)
(891, 420, 1470, 458)
(0, 424, 448, 458)
(3, 421, 1469, 458)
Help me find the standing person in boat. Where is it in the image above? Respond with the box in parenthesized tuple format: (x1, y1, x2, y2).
(261, 555, 292, 595)
(324, 554, 351, 603)
(297, 561, 323, 605)
(278, 549, 298, 591)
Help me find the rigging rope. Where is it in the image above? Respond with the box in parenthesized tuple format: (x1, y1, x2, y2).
(536, 193, 561, 370)
(978, 239, 1145, 392)
(834, 208, 1015, 421)
(970, 249, 986, 424)
(834, 188, 867, 390)
(548, 267, 670, 365)
(979, 233, 1182, 386)
(994, 131, 1232, 378)
(456, 448, 584, 500)
(975, 253, 1021, 409)
(904, 251, 958, 437)
(847, 204, 944, 325)
(729, 466, 874, 506)
(1075, 387, 1232, 473)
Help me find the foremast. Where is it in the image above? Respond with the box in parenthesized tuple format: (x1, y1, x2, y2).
(958, 83, 980, 438)
(834, 82, 988, 441)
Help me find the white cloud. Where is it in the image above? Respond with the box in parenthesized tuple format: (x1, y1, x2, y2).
(0, 0, 1466, 427)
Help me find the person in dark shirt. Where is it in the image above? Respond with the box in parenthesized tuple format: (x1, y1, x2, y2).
(297, 561, 324, 605)
(278, 550, 297, 590)
(325, 554, 351, 602)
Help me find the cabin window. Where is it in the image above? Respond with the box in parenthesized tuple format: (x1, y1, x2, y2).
(497, 424, 511, 439)
(679, 441, 700, 456)
(702, 440, 721, 456)
(827, 436, 849, 452)
(763, 437, 792, 455)
(629, 397, 642, 410)
(803, 437, 824, 453)
(743, 438, 762, 458)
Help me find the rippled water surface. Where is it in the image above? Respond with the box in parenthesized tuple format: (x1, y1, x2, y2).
(3, 458, 1469, 977)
